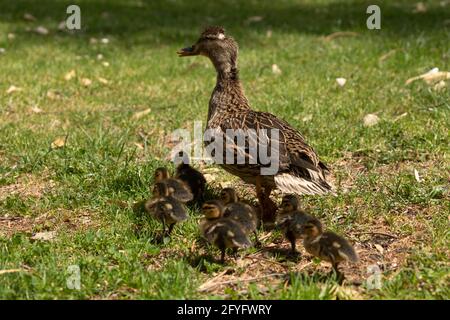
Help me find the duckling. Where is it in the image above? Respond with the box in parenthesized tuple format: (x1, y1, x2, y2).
(154, 167, 193, 203)
(276, 194, 314, 254)
(145, 182, 188, 238)
(220, 187, 260, 245)
(300, 217, 359, 278)
(175, 153, 207, 205)
(200, 200, 251, 263)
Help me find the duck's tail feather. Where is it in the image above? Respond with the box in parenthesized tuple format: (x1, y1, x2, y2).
(274, 170, 336, 196)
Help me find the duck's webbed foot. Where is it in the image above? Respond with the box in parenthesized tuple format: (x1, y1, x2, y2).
(256, 178, 278, 225)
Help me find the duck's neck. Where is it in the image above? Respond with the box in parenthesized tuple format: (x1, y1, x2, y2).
(207, 63, 250, 123)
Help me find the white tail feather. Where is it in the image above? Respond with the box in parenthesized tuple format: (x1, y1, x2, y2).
(274, 171, 335, 196)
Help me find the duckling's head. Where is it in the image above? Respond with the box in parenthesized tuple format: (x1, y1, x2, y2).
(202, 200, 224, 220)
(153, 182, 169, 198)
(220, 188, 238, 205)
(154, 167, 169, 182)
(300, 218, 323, 239)
(280, 194, 300, 213)
(177, 26, 238, 76)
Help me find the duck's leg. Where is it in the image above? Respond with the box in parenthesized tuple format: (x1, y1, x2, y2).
(256, 177, 276, 224)
(220, 248, 226, 264)
(286, 231, 297, 254)
(253, 231, 261, 247)
(167, 223, 175, 235)
(261, 186, 278, 223)
(332, 262, 344, 284)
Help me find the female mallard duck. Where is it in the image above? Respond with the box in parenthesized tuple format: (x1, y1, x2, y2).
(154, 167, 193, 203)
(200, 200, 252, 263)
(178, 26, 333, 223)
(145, 182, 188, 238)
(276, 194, 315, 254)
(300, 217, 359, 279)
(220, 187, 260, 245)
(174, 153, 207, 205)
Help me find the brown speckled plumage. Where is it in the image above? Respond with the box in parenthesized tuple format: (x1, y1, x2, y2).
(178, 27, 333, 221)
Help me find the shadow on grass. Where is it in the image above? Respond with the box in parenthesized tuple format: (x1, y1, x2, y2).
(1, 0, 448, 47)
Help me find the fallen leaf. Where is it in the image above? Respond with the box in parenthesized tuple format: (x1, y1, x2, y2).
(374, 244, 384, 255)
(363, 114, 380, 127)
(132, 108, 152, 120)
(245, 16, 264, 25)
(336, 77, 347, 87)
(51, 137, 66, 149)
(23, 13, 36, 21)
(97, 77, 109, 84)
(31, 106, 43, 113)
(34, 26, 49, 35)
(271, 64, 282, 75)
(46, 90, 62, 100)
(80, 78, 92, 87)
(64, 69, 76, 81)
(414, 169, 422, 182)
(6, 85, 22, 94)
(134, 142, 144, 150)
(31, 231, 56, 241)
(413, 2, 427, 13)
(57, 21, 66, 31)
(405, 68, 450, 85)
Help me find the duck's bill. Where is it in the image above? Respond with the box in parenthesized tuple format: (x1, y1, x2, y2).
(177, 46, 197, 57)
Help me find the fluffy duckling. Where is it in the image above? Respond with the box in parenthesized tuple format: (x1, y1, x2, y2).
(154, 167, 193, 203)
(175, 154, 207, 205)
(300, 217, 359, 278)
(276, 194, 314, 253)
(200, 200, 251, 263)
(145, 182, 188, 237)
(220, 188, 259, 245)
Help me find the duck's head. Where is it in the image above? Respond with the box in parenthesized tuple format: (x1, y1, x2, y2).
(153, 182, 169, 198)
(202, 200, 224, 220)
(220, 187, 238, 205)
(280, 194, 300, 213)
(178, 26, 238, 76)
(154, 167, 169, 182)
(300, 217, 323, 239)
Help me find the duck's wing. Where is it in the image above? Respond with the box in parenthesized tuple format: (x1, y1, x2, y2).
(165, 179, 194, 202)
(320, 232, 359, 263)
(212, 110, 333, 195)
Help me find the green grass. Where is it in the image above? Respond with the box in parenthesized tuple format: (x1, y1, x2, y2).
(0, 0, 449, 299)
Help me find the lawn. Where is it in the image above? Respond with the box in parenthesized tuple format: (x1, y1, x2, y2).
(0, 0, 449, 299)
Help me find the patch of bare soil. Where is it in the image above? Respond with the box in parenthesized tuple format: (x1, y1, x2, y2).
(0, 208, 101, 238)
(0, 173, 56, 202)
